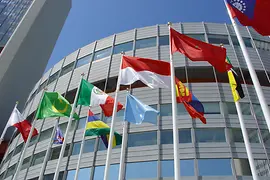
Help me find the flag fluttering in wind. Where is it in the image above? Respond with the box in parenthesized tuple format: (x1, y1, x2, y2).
(85, 110, 122, 148)
(54, 124, 64, 144)
(170, 28, 230, 73)
(77, 79, 123, 117)
(120, 56, 171, 88)
(175, 78, 206, 124)
(7, 108, 38, 142)
(124, 94, 159, 124)
(36, 92, 79, 120)
(226, 0, 270, 36)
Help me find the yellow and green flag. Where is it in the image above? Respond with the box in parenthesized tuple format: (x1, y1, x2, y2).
(36, 92, 79, 120)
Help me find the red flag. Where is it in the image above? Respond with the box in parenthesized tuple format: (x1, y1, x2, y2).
(227, 0, 270, 36)
(100, 96, 123, 117)
(170, 28, 228, 73)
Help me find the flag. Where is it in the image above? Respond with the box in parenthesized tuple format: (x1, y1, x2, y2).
(226, 0, 270, 36)
(120, 55, 171, 88)
(170, 28, 228, 73)
(36, 92, 79, 120)
(228, 69, 245, 102)
(7, 108, 38, 142)
(175, 78, 206, 124)
(85, 110, 122, 148)
(124, 94, 159, 124)
(53, 124, 64, 144)
(77, 79, 123, 117)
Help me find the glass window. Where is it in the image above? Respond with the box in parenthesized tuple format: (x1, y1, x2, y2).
(261, 129, 270, 146)
(177, 103, 188, 115)
(203, 102, 220, 114)
(248, 129, 260, 143)
(78, 167, 91, 180)
(179, 129, 192, 143)
(136, 37, 157, 49)
(128, 131, 157, 147)
(126, 161, 157, 179)
(253, 104, 263, 117)
(161, 129, 191, 144)
(113, 41, 133, 54)
(60, 62, 74, 77)
(39, 128, 53, 142)
(198, 159, 232, 176)
(253, 39, 270, 51)
(38, 80, 48, 92)
(160, 103, 172, 116)
(5, 163, 17, 178)
(94, 47, 111, 61)
(66, 170, 76, 180)
(59, 122, 67, 134)
(77, 117, 87, 129)
(255, 159, 270, 176)
(21, 156, 31, 170)
(93, 166, 105, 180)
(224, 102, 237, 114)
(231, 36, 253, 48)
(44, 172, 64, 180)
(50, 144, 70, 160)
(98, 138, 107, 151)
(161, 159, 194, 177)
(31, 151, 46, 166)
(241, 103, 251, 115)
(104, 109, 124, 123)
(229, 128, 244, 143)
(14, 143, 23, 155)
(186, 34, 206, 42)
(195, 128, 226, 143)
(76, 54, 92, 68)
(159, 35, 169, 46)
(72, 142, 81, 155)
(29, 135, 38, 147)
(234, 159, 252, 176)
(109, 164, 119, 180)
(208, 34, 229, 45)
(4, 152, 12, 163)
(48, 71, 59, 84)
(83, 139, 96, 153)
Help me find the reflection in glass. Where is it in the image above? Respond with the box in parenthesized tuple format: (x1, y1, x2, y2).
(241, 103, 251, 115)
(128, 131, 157, 147)
(83, 139, 96, 153)
(234, 159, 252, 176)
(160, 103, 172, 116)
(161, 130, 173, 144)
(113, 41, 133, 54)
(126, 161, 157, 179)
(77, 117, 87, 129)
(21, 156, 31, 170)
(76, 54, 92, 68)
(229, 128, 243, 143)
(159, 35, 169, 46)
(186, 34, 205, 42)
(136, 37, 156, 49)
(66, 170, 76, 180)
(208, 34, 229, 45)
(94, 47, 111, 61)
(253, 104, 263, 117)
(198, 159, 232, 176)
(60, 62, 74, 77)
(255, 159, 270, 176)
(179, 129, 192, 143)
(161, 159, 194, 177)
(203, 102, 220, 114)
(195, 128, 225, 143)
(39, 128, 53, 142)
(78, 168, 91, 180)
(93, 166, 105, 180)
(31, 151, 46, 166)
(224, 102, 237, 115)
(109, 164, 119, 180)
(261, 129, 270, 146)
(104, 109, 124, 123)
(72, 142, 81, 155)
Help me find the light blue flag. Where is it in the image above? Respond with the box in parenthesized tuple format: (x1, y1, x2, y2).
(124, 94, 159, 124)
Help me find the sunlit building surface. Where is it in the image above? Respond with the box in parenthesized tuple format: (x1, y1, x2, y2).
(1, 23, 270, 180)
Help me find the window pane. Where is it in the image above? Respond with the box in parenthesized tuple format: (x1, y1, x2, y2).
(78, 168, 91, 180)
(94, 47, 111, 61)
(104, 109, 124, 123)
(195, 128, 226, 143)
(29, 135, 38, 147)
(136, 37, 156, 49)
(248, 129, 260, 143)
(109, 164, 119, 180)
(21, 156, 31, 170)
(179, 129, 192, 143)
(177, 103, 188, 115)
(230, 128, 243, 143)
(203, 102, 220, 114)
(83, 139, 95, 153)
(161, 130, 173, 144)
(186, 34, 205, 42)
(50, 145, 70, 160)
(44, 172, 64, 180)
(31, 151, 46, 166)
(14, 143, 23, 155)
(126, 161, 157, 179)
(113, 41, 133, 54)
(198, 159, 232, 176)
(66, 170, 76, 180)
(60, 62, 74, 77)
(241, 103, 251, 115)
(161, 159, 194, 177)
(253, 104, 263, 117)
(77, 117, 87, 129)
(160, 103, 172, 116)
(128, 131, 157, 147)
(234, 159, 252, 176)
(39, 128, 53, 142)
(208, 34, 229, 45)
(6, 164, 17, 178)
(231, 36, 253, 48)
(76, 54, 92, 68)
(255, 159, 270, 176)
(48, 71, 59, 84)
(72, 142, 81, 155)
(159, 35, 169, 46)
(261, 129, 270, 146)
(93, 166, 104, 180)
(224, 102, 237, 114)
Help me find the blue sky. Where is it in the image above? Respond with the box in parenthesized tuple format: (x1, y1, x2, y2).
(45, 0, 231, 72)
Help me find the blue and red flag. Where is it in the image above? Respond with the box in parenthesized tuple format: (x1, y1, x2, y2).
(54, 125, 64, 144)
(226, 0, 270, 36)
(175, 78, 206, 124)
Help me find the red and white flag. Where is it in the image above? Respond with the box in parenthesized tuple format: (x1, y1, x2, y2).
(7, 108, 38, 142)
(120, 56, 171, 88)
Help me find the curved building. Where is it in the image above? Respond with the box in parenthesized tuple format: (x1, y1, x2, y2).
(1, 22, 270, 180)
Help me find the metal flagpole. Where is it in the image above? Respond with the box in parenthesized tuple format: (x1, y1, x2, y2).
(13, 89, 47, 180)
(103, 53, 123, 180)
(0, 101, 19, 144)
(168, 22, 181, 180)
(74, 106, 89, 180)
(53, 74, 84, 180)
(224, 0, 270, 133)
(235, 101, 259, 180)
(118, 87, 130, 180)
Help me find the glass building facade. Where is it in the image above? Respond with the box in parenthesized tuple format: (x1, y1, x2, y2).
(0, 0, 33, 46)
(1, 22, 270, 179)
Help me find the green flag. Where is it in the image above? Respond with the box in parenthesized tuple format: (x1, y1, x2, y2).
(36, 92, 79, 120)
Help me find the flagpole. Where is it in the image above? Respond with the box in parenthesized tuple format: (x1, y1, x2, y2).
(118, 87, 130, 180)
(0, 101, 18, 144)
(235, 101, 259, 180)
(103, 53, 123, 180)
(74, 106, 89, 180)
(224, 0, 270, 133)
(13, 89, 47, 180)
(53, 74, 84, 180)
(168, 22, 181, 180)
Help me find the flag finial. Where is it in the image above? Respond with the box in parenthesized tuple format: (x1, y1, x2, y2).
(16, 101, 19, 104)
(167, 22, 172, 27)
(220, 43, 224, 48)
(121, 51, 125, 55)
